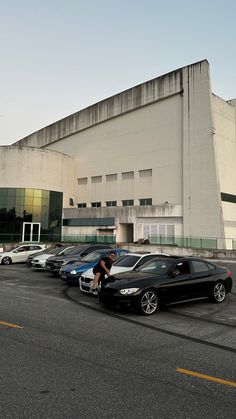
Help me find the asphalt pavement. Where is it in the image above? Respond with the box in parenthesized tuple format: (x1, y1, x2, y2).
(0, 262, 235, 419)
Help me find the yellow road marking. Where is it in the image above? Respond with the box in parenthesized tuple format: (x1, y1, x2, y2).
(177, 368, 236, 388)
(0, 321, 23, 329)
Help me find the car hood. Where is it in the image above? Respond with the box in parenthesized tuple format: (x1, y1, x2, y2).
(61, 261, 95, 273)
(32, 253, 51, 261)
(106, 271, 161, 288)
(47, 255, 80, 262)
(81, 267, 94, 278)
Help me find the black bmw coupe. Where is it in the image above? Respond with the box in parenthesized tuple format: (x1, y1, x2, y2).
(99, 256, 233, 315)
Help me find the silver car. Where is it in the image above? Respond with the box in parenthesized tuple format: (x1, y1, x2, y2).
(0, 244, 47, 265)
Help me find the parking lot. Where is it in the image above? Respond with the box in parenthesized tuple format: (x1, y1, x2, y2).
(0, 262, 236, 418)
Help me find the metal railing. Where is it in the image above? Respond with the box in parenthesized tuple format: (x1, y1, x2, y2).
(0, 232, 236, 250)
(0, 233, 116, 245)
(148, 235, 236, 250)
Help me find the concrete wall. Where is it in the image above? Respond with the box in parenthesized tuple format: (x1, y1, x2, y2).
(212, 95, 236, 243)
(0, 146, 76, 207)
(63, 205, 183, 243)
(50, 60, 224, 242)
(46, 96, 183, 207)
(181, 63, 223, 240)
(13, 65, 184, 148)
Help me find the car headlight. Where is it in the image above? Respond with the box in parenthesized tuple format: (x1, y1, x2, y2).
(119, 288, 139, 295)
(70, 270, 77, 275)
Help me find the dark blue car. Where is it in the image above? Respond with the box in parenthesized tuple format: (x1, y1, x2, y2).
(60, 248, 130, 285)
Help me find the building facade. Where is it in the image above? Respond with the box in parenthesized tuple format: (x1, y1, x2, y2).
(1, 60, 236, 248)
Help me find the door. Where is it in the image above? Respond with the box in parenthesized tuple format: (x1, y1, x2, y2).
(161, 261, 193, 303)
(22, 223, 41, 242)
(12, 246, 28, 263)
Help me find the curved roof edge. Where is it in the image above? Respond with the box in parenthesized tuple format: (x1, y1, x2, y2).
(13, 59, 209, 149)
(0, 145, 74, 159)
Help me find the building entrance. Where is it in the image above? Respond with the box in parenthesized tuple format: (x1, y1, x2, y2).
(118, 223, 133, 243)
(22, 222, 41, 242)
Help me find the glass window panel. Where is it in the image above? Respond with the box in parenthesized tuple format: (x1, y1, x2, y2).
(16, 196, 24, 206)
(15, 206, 24, 216)
(106, 174, 117, 182)
(42, 190, 49, 199)
(8, 188, 16, 197)
(25, 188, 34, 197)
(77, 177, 87, 185)
(16, 189, 25, 197)
(34, 189, 42, 198)
(140, 198, 152, 206)
(106, 201, 117, 207)
(91, 176, 102, 183)
(122, 171, 134, 180)
(33, 197, 42, 206)
(7, 203, 16, 211)
(0, 197, 7, 205)
(192, 260, 209, 273)
(0, 188, 8, 196)
(25, 196, 33, 206)
(139, 169, 152, 178)
(122, 200, 134, 206)
(33, 213, 41, 222)
(91, 202, 101, 207)
(41, 198, 49, 207)
(0, 209, 6, 222)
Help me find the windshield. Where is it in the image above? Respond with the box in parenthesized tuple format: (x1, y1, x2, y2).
(46, 247, 62, 255)
(113, 255, 140, 267)
(136, 258, 174, 274)
(81, 250, 107, 263)
(64, 246, 87, 256)
(60, 247, 75, 255)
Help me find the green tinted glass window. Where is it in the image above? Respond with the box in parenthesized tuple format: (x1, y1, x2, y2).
(25, 189, 34, 197)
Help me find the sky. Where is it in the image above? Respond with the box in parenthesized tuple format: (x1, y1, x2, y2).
(1, 0, 236, 145)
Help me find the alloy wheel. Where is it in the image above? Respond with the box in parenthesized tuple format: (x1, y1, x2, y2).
(140, 290, 158, 315)
(213, 282, 226, 303)
(2, 257, 11, 265)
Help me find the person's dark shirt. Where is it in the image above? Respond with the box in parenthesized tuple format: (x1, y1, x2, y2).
(93, 256, 112, 276)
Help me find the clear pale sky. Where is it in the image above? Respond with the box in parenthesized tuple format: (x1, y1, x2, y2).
(1, 0, 236, 145)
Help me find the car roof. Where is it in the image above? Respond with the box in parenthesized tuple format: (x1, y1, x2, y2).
(126, 252, 170, 257)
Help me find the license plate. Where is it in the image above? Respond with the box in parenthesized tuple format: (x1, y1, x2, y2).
(61, 273, 67, 278)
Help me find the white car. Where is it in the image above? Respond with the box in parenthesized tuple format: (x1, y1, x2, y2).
(0, 244, 47, 265)
(79, 252, 169, 294)
(31, 246, 75, 270)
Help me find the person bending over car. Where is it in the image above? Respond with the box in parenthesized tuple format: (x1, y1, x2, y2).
(91, 251, 116, 294)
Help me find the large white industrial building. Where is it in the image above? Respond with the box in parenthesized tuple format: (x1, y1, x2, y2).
(0, 59, 236, 249)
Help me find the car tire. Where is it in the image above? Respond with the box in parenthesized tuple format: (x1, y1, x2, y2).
(136, 289, 159, 315)
(1, 257, 12, 265)
(210, 281, 226, 303)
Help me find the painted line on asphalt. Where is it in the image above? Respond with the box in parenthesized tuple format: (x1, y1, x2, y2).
(0, 321, 23, 329)
(177, 368, 236, 388)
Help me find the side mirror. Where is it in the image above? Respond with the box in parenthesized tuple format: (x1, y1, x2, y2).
(171, 269, 180, 277)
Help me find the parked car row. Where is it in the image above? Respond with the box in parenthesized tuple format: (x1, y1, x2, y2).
(79, 252, 169, 294)
(1, 243, 233, 316)
(60, 248, 130, 286)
